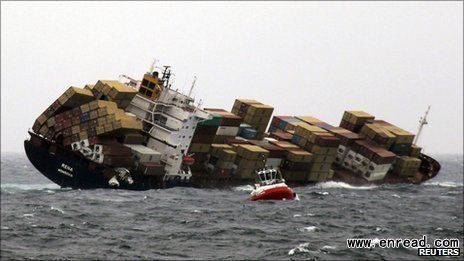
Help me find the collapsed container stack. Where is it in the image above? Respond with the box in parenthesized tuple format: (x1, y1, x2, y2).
(204, 108, 242, 143)
(291, 122, 339, 181)
(89, 80, 138, 109)
(268, 116, 303, 134)
(32, 83, 143, 170)
(359, 123, 396, 149)
(280, 148, 314, 182)
(393, 156, 422, 177)
(327, 127, 363, 166)
(188, 108, 242, 168)
(206, 144, 237, 176)
(231, 99, 274, 139)
(187, 99, 425, 183)
(340, 111, 375, 133)
(342, 140, 396, 181)
(335, 110, 423, 180)
(232, 144, 269, 180)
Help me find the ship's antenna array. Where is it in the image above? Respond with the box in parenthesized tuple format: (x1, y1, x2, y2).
(149, 58, 159, 74)
(413, 105, 431, 145)
(188, 76, 197, 97)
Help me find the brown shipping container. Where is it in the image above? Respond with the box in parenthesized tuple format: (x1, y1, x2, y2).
(194, 125, 219, 135)
(225, 138, 250, 145)
(282, 170, 308, 182)
(270, 132, 293, 142)
(101, 144, 133, 156)
(281, 160, 312, 171)
(32, 120, 42, 133)
(138, 162, 164, 176)
(103, 155, 134, 167)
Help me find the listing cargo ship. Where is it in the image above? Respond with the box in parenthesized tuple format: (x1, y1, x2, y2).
(24, 65, 441, 190)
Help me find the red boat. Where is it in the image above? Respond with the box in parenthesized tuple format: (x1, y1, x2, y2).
(248, 168, 296, 201)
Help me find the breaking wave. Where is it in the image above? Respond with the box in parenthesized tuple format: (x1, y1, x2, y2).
(423, 181, 463, 188)
(297, 226, 318, 232)
(1, 183, 61, 191)
(288, 242, 311, 256)
(232, 185, 254, 192)
(316, 181, 378, 190)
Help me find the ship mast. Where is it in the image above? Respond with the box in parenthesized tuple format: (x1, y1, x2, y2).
(413, 105, 431, 145)
(188, 76, 197, 97)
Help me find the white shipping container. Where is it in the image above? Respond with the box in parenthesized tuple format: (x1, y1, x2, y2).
(367, 162, 392, 174)
(342, 158, 353, 170)
(353, 153, 365, 165)
(216, 126, 240, 136)
(124, 144, 162, 162)
(337, 145, 347, 154)
(362, 170, 388, 181)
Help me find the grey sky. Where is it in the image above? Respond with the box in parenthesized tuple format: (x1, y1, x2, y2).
(1, 2, 462, 154)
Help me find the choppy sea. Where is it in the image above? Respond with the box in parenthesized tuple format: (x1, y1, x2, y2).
(1, 153, 463, 260)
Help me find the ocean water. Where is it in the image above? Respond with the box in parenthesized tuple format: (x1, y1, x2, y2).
(1, 152, 463, 260)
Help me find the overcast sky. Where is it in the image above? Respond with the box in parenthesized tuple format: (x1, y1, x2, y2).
(1, 2, 462, 155)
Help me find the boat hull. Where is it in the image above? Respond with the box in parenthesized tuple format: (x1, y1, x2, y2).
(24, 132, 190, 190)
(248, 185, 296, 201)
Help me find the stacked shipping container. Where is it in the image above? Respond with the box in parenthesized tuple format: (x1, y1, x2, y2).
(231, 99, 273, 139)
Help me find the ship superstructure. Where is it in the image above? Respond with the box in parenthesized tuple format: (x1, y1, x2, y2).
(124, 67, 210, 182)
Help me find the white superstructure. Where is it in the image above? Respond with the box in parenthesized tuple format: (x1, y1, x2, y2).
(123, 66, 211, 181)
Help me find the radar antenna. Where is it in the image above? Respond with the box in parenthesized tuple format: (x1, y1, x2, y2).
(161, 66, 172, 88)
(413, 105, 431, 145)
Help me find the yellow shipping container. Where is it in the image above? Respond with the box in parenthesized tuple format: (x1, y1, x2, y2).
(286, 150, 313, 163)
(295, 116, 323, 124)
(236, 144, 270, 160)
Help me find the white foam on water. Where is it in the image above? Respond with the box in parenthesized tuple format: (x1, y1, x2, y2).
(321, 245, 336, 250)
(305, 213, 315, 216)
(316, 181, 377, 190)
(293, 214, 302, 218)
(393, 194, 401, 198)
(297, 226, 318, 232)
(23, 214, 34, 218)
(424, 181, 463, 188)
(288, 242, 311, 256)
(50, 206, 64, 214)
(1, 183, 60, 191)
(232, 185, 254, 192)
